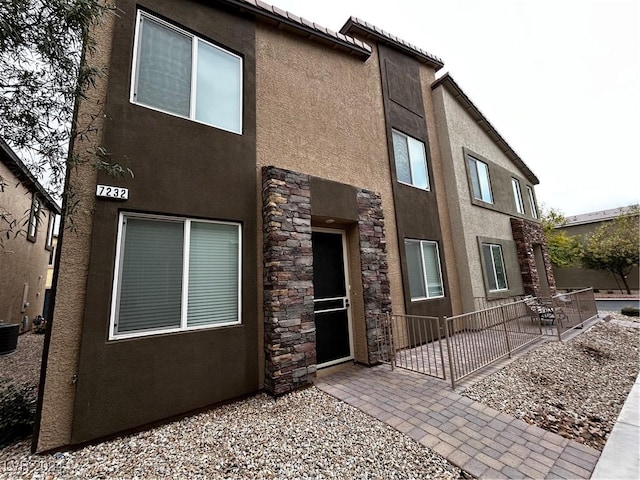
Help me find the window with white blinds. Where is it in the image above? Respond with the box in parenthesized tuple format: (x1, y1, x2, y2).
(404, 239, 445, 300)
(110, 214, 241, 339)
(131, 11, 243, 134)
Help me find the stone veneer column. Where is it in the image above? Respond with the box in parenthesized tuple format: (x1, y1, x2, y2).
(356, 189, 392, 364)
(262, 166, 315, 395)
(511, 218, 557, 297)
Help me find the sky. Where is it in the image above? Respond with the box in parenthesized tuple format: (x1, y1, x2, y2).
(272, 0, 639, 217)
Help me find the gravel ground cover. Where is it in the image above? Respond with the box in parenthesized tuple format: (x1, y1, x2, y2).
(0, 387, 466, 480)
(2, 310, 638, 477)
(463, 315, 639, 451)
(0, 333, 44, 387)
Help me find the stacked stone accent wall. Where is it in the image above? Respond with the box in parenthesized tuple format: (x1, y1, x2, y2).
(356, 189, 392, 364)
(511, 218, 557, 297)
(262, 166, 315, 395)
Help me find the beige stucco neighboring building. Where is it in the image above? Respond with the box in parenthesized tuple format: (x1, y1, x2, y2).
(433, 74, 553, 311)
(0, 138, 61, 330)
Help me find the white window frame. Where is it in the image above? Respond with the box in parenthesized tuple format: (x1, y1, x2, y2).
(392, 129, 430, 191)
(45, 213, 55, 250)
(527, 186, 538, 218)
(405, 239, 445, 301)
(467, 155, 493, 203)
(109, 212, 242, 340)
(130, 10, 243, 135)
(511, 178, 525, 214)
(483, 243, 508, 292)
(27, 196, 40, 242)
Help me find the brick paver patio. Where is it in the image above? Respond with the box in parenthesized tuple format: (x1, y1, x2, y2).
(316, 364, 601, 479)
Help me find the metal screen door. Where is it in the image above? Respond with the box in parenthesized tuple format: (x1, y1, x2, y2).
(312, 230, 352, 367)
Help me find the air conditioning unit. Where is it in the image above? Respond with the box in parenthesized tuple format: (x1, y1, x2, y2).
(0, 323, 19, 355)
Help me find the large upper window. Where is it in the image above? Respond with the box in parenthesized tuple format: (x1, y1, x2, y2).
(131, 11, 242, 134)
(405, 239, 444, 300)
(110, 213, 241, 339)
(482, 243, 508, 292)
(467, 156, 493, 203)
(527, 186, 538, 218)
(392, 130, 430, 190)
(511, 178, 525, 214)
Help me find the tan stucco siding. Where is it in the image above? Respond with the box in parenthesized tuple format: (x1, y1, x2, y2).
(419, 67, 462, 315)
(434, 87, 526, 311)
(255, 26, 404, 368)
(0, 162, 51, 326)
(36, 2, 115, 452)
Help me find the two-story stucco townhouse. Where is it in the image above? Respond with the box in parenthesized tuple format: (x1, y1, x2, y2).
(34, 0, 552, 451)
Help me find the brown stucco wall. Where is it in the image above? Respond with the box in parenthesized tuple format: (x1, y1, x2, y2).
(69, 0, 258, 444)
(255, 27, 404, 369)
(38, 0, 260, 449)
(376, 44, 451, 319)
(0, 162, 52, 328)
(553, 266, 640, 292)
(35, 1, 115, 452)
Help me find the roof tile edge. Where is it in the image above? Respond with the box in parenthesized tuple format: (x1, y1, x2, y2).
(230, 0, 372, 56)
(0, 137, 61, 214)
(339, 16, 444, 70)
(432, 73, 540, 185)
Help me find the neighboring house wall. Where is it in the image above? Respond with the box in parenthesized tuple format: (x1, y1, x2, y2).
(432, 78, 550, 311)
(554, 212, 640, 292)
(0, 143, 59, 331)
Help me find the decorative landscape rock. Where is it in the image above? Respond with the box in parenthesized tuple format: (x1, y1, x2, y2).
(0, 387, 466, 479)
(463, 318, 639, 450)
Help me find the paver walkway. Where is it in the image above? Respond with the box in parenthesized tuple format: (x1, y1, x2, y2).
(316, 364, 600, 479)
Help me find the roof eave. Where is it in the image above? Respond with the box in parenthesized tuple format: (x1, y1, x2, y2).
(0, 138, 61, 215)
(221, 0, 372, 59)
(339, 17, 444, 71)
(432, 73, 539, 185)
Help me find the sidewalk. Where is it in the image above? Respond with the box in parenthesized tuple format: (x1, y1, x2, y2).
(590, 321, 640, 480)
(317, 365, 600, 479)
(314, 317, 635, 479)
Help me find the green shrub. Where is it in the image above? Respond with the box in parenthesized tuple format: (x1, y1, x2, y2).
(0, 381, 37, 447)
(621, 307, 640, 317)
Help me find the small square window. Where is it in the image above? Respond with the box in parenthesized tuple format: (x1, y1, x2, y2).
(467, 156, 493, 203)
(392, 130, 430, 190)
(482, 243, 508, 292)
(405, 239, 444, 300)
(512, 178, 525, 214)
(131, 11, 243, 134)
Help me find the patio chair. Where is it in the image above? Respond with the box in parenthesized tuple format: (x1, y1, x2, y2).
(523, 296, 556, 324)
